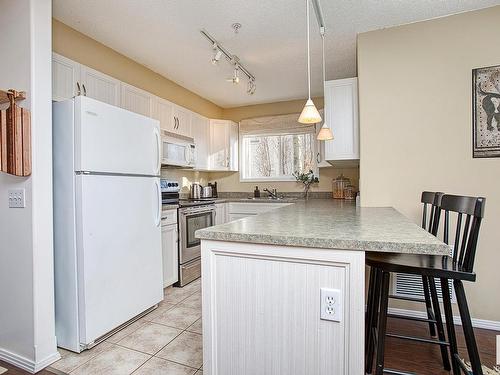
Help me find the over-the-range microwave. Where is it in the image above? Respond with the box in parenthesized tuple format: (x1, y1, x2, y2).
(161, 134, 196, 168)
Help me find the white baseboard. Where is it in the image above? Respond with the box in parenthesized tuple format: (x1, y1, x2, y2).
(388, 307, 500, 331)
(0, 348, 60, 374)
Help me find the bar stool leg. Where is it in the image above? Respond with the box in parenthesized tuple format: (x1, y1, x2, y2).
(454, 280, 483, 375)
(441, 278, 461, 375)
(375, 271, 390, 375)
(366, 268, 382, 374)
(428, 277, 451, 370)
(422, 275, 437, 336)
(366, 266, 376, 349)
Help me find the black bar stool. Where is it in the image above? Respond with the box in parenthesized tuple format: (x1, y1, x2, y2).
(365, 194, 486, 375)
(365, 192, 450, 374)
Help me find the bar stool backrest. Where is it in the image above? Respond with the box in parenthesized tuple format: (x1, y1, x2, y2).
(421, 191, 444, 236)
(440, 194, 486, 273)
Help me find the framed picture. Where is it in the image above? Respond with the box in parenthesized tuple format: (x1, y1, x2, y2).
(472, 65, 500, 158)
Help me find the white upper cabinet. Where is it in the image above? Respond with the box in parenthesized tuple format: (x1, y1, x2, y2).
(120, 83, 153, 117)
(323, 78, 359, 163)
(192, 114, 210, 170)
(228, 120, 239, 171)
(172, 105, 192, 138)
(52, 53, 81, 101)
(210, 119, 238, 171)
(152, 97, 174, 132)
(53, 53, 120, 106)
(80, 66, 121, 106)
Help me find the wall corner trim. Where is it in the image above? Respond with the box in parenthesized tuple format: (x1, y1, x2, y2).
(0, 347, 60, 373)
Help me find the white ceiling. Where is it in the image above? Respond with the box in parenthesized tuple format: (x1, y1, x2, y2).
(53, 0, 500, 108)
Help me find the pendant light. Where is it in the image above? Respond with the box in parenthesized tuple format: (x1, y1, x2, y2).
(317, 29, 334, 140)
(298, 0, 322, 124)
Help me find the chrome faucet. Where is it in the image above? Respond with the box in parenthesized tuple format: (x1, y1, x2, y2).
(263, 188, 278, 199)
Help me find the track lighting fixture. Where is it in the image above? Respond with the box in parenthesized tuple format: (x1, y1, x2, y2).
(201, 29, 256, 95)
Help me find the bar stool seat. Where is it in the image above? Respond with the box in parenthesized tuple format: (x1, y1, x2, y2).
(366, 253, 476, 282)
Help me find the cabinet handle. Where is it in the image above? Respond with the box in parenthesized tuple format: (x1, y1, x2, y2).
(82, 84, 87, 96)
(76, 82, 81, 96)
(176, 117, 179, 129)
(316, 152, 320, 163)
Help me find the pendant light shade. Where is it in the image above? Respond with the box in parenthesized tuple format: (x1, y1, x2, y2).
(317, 125, 334, 140)
(298, 98, 322, 124)
(299, 0, 322, 125)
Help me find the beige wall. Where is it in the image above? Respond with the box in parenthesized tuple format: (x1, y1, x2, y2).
(52, 19, 222, 119)
(358, 6, 500, 321)
(222, 97, 324, 122)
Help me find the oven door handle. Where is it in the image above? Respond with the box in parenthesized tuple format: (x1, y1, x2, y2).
(180, 208, 216, 216)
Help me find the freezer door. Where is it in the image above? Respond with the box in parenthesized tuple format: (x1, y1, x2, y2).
(75, 174, 163, 345)
(74, 96, 161, 176)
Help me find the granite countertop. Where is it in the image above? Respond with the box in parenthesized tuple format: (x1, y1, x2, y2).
(196, 199, 449, 255)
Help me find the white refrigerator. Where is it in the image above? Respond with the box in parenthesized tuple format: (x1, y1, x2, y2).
(53, 96, 163, 352)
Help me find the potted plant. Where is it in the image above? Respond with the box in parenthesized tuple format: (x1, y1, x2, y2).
(293, 169, 319, 199)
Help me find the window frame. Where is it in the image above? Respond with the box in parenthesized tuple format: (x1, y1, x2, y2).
(239, 129, 319, 182)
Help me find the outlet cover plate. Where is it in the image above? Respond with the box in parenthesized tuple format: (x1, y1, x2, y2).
(320, 287, 342, 322)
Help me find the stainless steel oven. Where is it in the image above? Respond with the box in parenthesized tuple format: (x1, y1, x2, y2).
(177, 202, 215, 286)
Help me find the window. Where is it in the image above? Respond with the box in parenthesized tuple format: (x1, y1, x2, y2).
(240, 130, 317, 181)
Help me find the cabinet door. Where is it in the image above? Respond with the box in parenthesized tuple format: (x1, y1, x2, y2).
(324, 78, 359, 161)
(173, 106, 192, 138)
(192, 114, 210, 170)
(215, 203, 226, 225)
(228, 213, 254, 221)
(80, 66, 121, 106)
(52, 53, 81, 101)
(120, 83, 153, 117)
(228, 121, 239, 172)
(161, 223, 178, 288)
(152, 97, 174, 132)
(210, 120, 229, 171)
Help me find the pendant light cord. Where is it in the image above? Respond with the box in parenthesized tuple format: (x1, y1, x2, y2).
(306, 0, 311, 100)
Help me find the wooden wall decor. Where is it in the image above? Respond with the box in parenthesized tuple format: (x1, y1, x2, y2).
(0, 89, 31, 176)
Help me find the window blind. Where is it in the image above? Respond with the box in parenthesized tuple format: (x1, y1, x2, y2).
(239, 111, 323, 136)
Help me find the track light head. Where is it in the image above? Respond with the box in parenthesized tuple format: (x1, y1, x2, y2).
(211, 49, 222, 65)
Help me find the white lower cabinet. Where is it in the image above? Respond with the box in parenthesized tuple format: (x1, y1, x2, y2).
(215, 203, 227, 225)
(227, 202, 292, 220)
(228, 213, 252, 221)
(161, 209, 178, 288)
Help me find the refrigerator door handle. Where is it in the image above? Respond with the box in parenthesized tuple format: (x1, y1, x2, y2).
(154, 179, 161, 227)
(153, 127, 161, 175)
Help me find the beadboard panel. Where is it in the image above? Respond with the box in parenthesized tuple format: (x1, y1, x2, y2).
(201, 240, 365, 375)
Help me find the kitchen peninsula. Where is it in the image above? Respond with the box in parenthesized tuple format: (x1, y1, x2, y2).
(196, 199, 449, 375)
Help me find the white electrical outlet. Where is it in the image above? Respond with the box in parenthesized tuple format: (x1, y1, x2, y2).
(320, 288, 343, 322)
(8, 189, 26, 208)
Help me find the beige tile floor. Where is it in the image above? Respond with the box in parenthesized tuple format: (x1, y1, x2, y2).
(49, 279, 203, 375)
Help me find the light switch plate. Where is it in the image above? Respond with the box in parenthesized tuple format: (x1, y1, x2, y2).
(320, 287, 343, 322)
(8, 189, 26, 208)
